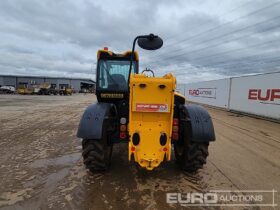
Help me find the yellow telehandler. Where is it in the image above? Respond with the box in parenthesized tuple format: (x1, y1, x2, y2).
(77, 34, 215, 172)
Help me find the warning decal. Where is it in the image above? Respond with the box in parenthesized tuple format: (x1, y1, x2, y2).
(136, 103, 168, 112)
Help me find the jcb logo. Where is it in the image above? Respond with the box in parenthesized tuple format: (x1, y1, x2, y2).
(248, 89, 280, 101)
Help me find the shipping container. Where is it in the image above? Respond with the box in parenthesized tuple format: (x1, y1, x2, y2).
(184, 79, 230, 108)
(229, 72, 280, 120)
(176, 84, 185, 95)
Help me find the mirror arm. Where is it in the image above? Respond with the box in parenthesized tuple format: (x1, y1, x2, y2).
(128, 35, 145, 89)
(128, 36, 139, 76)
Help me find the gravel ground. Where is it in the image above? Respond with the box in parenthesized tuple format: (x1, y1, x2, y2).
(0, 94, 279, 210)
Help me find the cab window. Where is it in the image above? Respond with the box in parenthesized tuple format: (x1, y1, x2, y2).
(98, 60, 136, 91)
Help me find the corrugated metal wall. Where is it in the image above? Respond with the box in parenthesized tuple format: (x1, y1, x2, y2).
(17, 77, 44, 85)
(2, 76, 16, 86)
(0, 76, 3, 86)
(0, 76, 95, 92)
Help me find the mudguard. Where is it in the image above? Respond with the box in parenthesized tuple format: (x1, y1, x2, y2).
(77, 102, 112, 139)
(180, 104, 215, 142)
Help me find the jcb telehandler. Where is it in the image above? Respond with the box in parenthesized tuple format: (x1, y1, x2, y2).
(77, 34, 215, 172)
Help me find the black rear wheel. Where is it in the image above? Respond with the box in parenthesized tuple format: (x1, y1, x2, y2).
(175, 141, 208, 173)
(82, 139, 112, 172)
(174, 110, 209, 173)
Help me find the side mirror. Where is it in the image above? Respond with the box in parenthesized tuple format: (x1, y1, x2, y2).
(128, 34, 163, 87)
(137, 34, 163, 50)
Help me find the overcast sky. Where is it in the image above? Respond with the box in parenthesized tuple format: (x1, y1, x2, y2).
(0, 0, 280, 83)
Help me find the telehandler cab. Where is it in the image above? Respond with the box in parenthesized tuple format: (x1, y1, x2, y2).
(77, 34, 215, 172)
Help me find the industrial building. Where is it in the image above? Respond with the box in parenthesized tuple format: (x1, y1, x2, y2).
(0, 75, 95, 93)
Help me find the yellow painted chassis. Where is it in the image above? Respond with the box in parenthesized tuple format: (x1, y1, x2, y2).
(128, 73, 176, 170)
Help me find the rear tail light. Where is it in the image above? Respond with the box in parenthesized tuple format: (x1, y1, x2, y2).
(120, 118, 127, 139)
(120, 132, 126, 139)
(172, 132, 179, 140)
(120, 124, 126, 132)
(172, 118, 179, 140)
(172, 125, 179, 132)
(173, 118, 179, 125)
